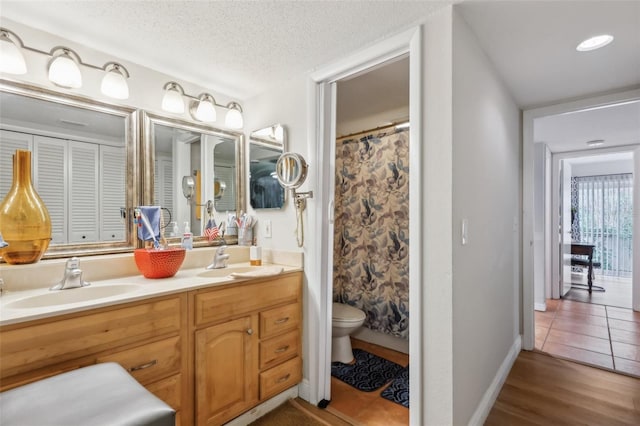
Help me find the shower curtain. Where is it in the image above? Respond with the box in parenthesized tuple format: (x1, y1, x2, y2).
(333, 127, 409, 339)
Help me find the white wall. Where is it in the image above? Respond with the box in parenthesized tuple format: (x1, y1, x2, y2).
(533, 143, 547, 310)
(452, 11, 521, 425)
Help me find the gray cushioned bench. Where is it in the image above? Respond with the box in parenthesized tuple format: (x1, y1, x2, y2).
(0, 362, 175, 426)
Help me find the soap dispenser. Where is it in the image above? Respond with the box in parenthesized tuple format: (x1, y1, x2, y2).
(181, 222, 193, 250)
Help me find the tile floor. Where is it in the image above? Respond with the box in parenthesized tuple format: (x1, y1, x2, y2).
(328, 338, 409, 426)
(563, 275, 632, 309)
(535, 298, 640, 377)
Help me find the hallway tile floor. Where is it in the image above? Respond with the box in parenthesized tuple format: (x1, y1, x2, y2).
(536, 299, 640, 377)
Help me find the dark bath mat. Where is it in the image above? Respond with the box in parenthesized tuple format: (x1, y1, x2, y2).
(331, 349, 404, 392)
(381, 365, 409, 408)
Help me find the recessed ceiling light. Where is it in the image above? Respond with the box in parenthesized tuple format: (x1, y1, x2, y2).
(577, 35, 614, 52)
(586, 139, 605, 147)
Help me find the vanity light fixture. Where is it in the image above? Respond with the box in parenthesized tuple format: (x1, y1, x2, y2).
(0, 28, 27, 74)
(101, 62, 130, 100)
(162, 82, 186, 114)
(48, 47, 83, 88)
(225, 102, 244, 129)
(161, 80, 244, 128)
(0, 27, 133, 99)
(577, 34, 614, 52)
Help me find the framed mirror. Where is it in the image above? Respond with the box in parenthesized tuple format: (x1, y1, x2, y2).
(141, 111, 245, 246)
(249, 124, 286, 209)
(0, 79, 138, 259)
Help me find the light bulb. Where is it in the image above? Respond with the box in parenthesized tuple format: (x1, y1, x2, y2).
(162, 84, 185, 114)
(48, 51, 82, 88)
(225, 106, 243, 129)
(101, 65, 129, 99)
(576, 35, 614, 52)
(195, 96, 217, 122)
(0, 33, 27, 74)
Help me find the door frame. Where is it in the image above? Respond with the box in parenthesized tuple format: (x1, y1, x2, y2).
(305, 25, 423, 423)
(523, 88, 640, 350)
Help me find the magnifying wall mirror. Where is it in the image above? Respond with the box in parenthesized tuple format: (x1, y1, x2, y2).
(275, 152, 313, 247)
(249, 124, 286, 209)
(0, 79, 138, 259)
(142, 111, 245, 246)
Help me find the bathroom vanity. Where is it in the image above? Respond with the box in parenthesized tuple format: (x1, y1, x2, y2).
(0, 263, 302, 426)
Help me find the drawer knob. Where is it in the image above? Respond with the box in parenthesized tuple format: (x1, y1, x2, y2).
(276, 373, 291, 384)
(128, 359, 157, 372)
(274, 317, 289, 324)
(247, 328, 254, 335)
(274, 345, 290, 354)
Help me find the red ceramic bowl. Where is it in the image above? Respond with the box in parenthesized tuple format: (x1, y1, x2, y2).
(134, 247, 186, 279)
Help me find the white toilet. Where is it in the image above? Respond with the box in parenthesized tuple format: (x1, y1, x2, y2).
(332, 302, 366, 363)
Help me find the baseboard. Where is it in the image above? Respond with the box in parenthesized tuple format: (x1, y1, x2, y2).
(534, 302, 547, 311)
(225, 386, 299, 426)
(352, 327, 409, 354)
(467, 335, 521, 426)
(297, 378, 310, 402)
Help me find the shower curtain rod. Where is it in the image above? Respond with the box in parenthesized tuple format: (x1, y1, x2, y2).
(336, 121, 409, 140)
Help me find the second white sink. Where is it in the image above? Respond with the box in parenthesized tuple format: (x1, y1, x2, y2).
(5, 284, 141, 310)
(198, 265, 283, 279)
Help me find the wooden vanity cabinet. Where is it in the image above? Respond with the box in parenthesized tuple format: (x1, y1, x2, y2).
(0, 294, 189, 425)
(191, 271, 302, 426)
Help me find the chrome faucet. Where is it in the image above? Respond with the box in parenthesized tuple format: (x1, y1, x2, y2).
(50, 257, 91, 290)
(206, 245, 230, 269)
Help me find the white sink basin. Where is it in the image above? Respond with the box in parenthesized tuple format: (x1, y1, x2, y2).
(198, 265, 283, 279)
(5, 285, 141, 309)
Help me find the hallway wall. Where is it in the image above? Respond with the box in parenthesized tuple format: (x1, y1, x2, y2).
(452, 11, 522, 424)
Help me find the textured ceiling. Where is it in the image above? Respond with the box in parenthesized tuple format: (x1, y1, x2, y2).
(0, 0, 451, 100)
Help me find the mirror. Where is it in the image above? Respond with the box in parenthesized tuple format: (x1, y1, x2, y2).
(275, 152, 313, 247)
(0, 79, 138, 258)
(249, 124, 286, 209)
(276, 152, 308, 189)
(142, 111, 245, 246)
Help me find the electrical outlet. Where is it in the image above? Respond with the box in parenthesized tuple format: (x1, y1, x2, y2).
(264, 220, 272, 238)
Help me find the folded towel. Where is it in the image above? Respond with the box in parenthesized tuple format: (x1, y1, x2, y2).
(137, 206, 161, 242)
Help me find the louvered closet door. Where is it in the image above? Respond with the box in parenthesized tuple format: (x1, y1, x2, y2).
(69, 141, 99, 243)
(154, 156, 174, 218)
(33, 136, 68, 245)
(100, 145, 126, 241)
(0, 130, 32, 198)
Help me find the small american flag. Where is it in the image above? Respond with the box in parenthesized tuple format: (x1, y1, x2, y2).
(204, 219, 219, 242)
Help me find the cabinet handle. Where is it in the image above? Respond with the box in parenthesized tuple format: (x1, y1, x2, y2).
(246, 328, 254, 335)
(274, 317, 289, 324)
(129, 359, 157, 372)
(274, 345, 290, 354)
(276, 373, 291, 383)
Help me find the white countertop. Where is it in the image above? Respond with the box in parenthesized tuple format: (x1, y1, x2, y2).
(0, 247, 304, 326)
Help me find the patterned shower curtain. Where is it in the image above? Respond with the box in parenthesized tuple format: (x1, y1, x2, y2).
(333, 127, 409, 339)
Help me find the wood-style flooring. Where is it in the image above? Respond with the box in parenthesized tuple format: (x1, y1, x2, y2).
(328, 338, 409, 426)
(564, 274, 632, 309)
(536, 298, 640, 377)
(485, 350, 640, 425)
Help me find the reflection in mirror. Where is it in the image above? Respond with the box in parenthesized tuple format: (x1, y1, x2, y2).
(249, 124, 286, 209)
(142, 112, 244, 246)
(0, 80, 137, 258)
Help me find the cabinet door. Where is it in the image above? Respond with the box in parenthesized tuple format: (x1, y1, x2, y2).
(0, 130, 32, 198)
(195, 316, 258, 426)
(99, 145, 126, 241)
(33, 136, 68, 245)
(69, 141, 99, 243)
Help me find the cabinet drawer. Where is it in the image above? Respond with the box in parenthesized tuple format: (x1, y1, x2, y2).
(97, 336, 181, 385)
(260, 329, 299, 370)
(146, 373, 182, 411)
(0, 296, 182, 379)
(259, 356, 302, 401)
(194, 273, 301, 326)
(260, 303, 299, 339)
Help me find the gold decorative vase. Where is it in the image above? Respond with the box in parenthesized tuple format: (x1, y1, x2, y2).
(0, 150, 51, 264)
